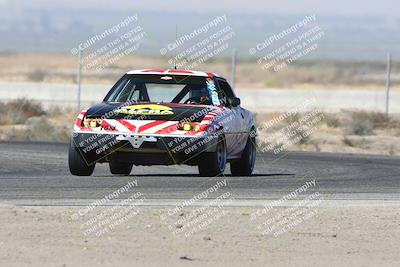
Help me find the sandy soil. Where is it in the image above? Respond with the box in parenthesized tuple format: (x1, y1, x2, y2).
(0, 205, 399, 267)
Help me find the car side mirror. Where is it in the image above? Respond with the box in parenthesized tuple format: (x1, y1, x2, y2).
(229, 97, 241, 107)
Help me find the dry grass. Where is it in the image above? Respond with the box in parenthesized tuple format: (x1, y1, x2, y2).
(255, 110, 400, 155)
(0, 53, 399, 89)
(0, 99, 75, 142)
(341, 110, 399, 136)
(0, 98, 399, 155)
(0, 98, 46, 125)
(322, 112, 340, 128)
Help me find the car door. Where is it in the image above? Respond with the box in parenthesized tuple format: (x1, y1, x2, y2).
(215, 78, 247, 158)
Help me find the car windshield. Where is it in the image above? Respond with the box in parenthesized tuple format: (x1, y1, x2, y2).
(104, 74, 223, 106)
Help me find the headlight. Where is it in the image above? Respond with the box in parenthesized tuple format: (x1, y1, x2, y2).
(82, 117, 102, 128)
(178, 122, 200, 132)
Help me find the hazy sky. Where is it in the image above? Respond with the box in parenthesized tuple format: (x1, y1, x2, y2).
(5, 0, 400, 17)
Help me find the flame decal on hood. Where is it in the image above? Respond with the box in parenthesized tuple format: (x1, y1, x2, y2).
(114, 104, 174, 115)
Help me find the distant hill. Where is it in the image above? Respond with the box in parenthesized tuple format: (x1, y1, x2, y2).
(0, 6, 398, 60)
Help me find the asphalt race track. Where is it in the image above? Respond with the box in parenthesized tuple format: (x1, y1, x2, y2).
(0, 141, 399, 205)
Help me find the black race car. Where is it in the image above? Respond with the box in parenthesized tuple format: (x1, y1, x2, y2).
(69, 69, 256, 176)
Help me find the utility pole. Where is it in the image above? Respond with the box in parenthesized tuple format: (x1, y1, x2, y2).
(77, 48, 82, 111)
(385, 53, 392, 116)
(174, 25, 178, 69)
(231, 49, 237, 89)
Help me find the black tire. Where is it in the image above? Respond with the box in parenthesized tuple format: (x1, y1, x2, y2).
(109, 158, 133, 176)
(68, 142, 95, 176)
(230, 134, 256, 176)
(198, 137, 227, 177)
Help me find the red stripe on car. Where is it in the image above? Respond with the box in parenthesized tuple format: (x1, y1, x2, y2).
(138, 121, 166, 133)
(167, 70, 193, 74)
(117, 120, 136, 132)
(141, 69, 165, 73)
(154, 122, 179, 135)
(76, 118, 82, 127)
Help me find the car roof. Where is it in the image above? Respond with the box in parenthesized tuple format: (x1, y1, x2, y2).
(126, 69, 225, 79)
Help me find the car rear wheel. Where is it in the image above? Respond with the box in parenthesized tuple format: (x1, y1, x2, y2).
(68, 142, 95, 176)
(230, 134, 256, 176)
(198, 137, 226, 177)
(109, 158, 133, 176)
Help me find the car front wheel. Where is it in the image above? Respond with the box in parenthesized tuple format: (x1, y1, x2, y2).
(230, 134, 256, 176)
(68, 142, 95, 176)
(198, 137, 227, 177)
(109, 158, 133, 176)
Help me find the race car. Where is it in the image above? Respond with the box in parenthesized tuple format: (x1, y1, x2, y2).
(68, 69, 256, 177)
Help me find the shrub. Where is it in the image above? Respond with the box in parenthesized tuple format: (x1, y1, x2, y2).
(0, 99, 46, 125)
(26, 116, 70, 142)
(343, 136, 354, 147)
(322, 113, 340, 128)
(25, 116, 55, 141)
(343, 111, 377, 135)
(27, 69, 46, 82)
(283, 113, 301, 125)
(351, 111, 392, 128)
(344, 117, 373, 135)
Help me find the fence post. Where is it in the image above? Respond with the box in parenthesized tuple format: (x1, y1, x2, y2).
(231, 49, 237, 89)
(385, 53, 391, 116)
(77, 48, 82, 111)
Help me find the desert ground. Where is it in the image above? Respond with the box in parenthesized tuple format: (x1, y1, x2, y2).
(0, 205, 399, 267)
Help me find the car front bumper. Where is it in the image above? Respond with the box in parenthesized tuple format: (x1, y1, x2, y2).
(71, 131, 219, 165)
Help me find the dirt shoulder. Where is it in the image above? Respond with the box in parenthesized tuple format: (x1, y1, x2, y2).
(0, 205, 399, 267)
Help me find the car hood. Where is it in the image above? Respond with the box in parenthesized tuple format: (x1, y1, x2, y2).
(84, 102, 219, 122)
